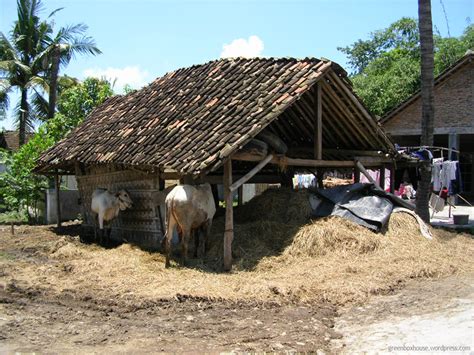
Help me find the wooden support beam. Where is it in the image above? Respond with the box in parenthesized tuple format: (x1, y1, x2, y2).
(328, 72, 392, 149)
(237, 185, 243, 206)
(379, 165, 386, 191)
(230, 154, 274, 192)
(223, 159, 233, 272)
(356, 160, 415, 211)
(354, 166, 360, 183)
(389, 164, 395, 193)
(204, 174, 282, 185)
(315, 83, 322, 160)
(54, 171, 61, 229)
(355, 160, 382, 190)
(325, 148, 385, 157)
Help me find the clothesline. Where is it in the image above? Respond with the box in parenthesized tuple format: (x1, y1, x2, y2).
(398, 145, 461, 154)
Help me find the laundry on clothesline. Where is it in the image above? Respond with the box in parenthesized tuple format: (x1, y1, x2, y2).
(292, 174, 317, 190)
(431, 159, 461, 195)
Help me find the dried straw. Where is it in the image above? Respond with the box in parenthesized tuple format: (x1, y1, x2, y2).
(2, 190, 473, 307)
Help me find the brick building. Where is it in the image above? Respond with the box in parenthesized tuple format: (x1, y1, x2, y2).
(381, 51, 474, 201)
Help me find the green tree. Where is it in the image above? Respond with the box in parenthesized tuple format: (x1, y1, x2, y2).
(0, 0, 101, 147)
(42, 23, 101, 120)
(340, 20, 473, 117)
(0, 77, 113, 220)
(0, 0, 50, 145)
(339, 18, 420, 75)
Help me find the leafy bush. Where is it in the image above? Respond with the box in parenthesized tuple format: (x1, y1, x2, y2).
(0, 77, 113, 222)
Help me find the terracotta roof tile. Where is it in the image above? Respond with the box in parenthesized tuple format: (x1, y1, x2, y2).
(37, 57, 392, 175)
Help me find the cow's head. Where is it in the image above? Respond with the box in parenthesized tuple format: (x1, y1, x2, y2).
(116, 190, 133, 210)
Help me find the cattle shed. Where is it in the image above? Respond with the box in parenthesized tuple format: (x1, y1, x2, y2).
(36, 57, 397, 270)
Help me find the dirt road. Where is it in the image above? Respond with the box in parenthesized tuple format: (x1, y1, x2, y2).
(333, 273, 473, 353)
(0, 281, 339, 353)
(0, 221, 472, 353)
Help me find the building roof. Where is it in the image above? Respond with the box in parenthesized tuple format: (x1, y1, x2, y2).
(36, 57, 395, 176)
(0, 131, 33, 151)
(381, 51, 474, 124)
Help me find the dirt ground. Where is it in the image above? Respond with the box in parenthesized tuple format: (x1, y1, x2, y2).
(333, 273, 473, 353)
(0, 216, 472, 353)
(0, 224, 339, 353)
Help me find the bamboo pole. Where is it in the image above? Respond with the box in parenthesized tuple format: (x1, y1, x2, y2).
(223, 159, 233, 271)
(315, 83, 322, 160)
(230, 154, 274, 192)
(55, 171, 62, 229)
(237, 186, 243, 206)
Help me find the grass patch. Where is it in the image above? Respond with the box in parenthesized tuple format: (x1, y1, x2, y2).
(0, 210, 28, 225)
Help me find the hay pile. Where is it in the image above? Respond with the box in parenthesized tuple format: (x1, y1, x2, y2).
(203, 188, 473, 303)
(232, 187, 312, 225)
(2, 189, 472, 306)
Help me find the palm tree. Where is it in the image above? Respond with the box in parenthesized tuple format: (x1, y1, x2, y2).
(0, 0, 50, 146)
(416, 0, 435, 222)
(1, 0, 101, 145)
(42, 24, 101, 119)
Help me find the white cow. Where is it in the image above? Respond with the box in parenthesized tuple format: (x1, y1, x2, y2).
(163, 183, 216, 268)
(91, 188, 133, 244)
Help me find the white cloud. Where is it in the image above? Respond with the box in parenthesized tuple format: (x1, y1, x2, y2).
(83, 66, 150, 93)
(220, 35, 264, 59)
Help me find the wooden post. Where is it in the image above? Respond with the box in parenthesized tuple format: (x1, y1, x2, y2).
(317, 169, 324, 188)
(354, 167, 360, 183)
(314, 83, 323, 160)
(379, 165, 386, 191)
(238, 185, 243, 206)
(314, 85, 323, 189)
(158, 175, 165, 191)
(55, 171, 61, 229)
(223, 159, 233, 271)
(389, 164, 395, 193)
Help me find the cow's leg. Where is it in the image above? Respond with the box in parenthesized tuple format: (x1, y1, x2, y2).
(93, 214, 98, 243)
(204, 220, 213, 255)
(194, 224, 206, 258)
(98, 213, 105, 246)
(181, 228, 191, 266)
(105, 221, 112, 247)
(164, 213, 177, 268)
(193, 228, 200, 258)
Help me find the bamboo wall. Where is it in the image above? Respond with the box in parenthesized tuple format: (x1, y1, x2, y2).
(76, 166, 164, 249)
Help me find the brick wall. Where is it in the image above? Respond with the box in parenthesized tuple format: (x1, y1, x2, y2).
(383, 61, 474, 136)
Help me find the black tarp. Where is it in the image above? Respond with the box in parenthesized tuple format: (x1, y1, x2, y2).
(310, 183, 414, 232)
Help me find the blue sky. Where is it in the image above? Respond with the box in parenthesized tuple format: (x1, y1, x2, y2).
(1, 0, 472, 130)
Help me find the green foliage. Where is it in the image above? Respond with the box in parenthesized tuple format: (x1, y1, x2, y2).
(338, 18, 419, 75)
(54, 77, 114, 136)
(123, 84, 137, 95)
(340, 19, 473, 117)
(0, 77, 113, 218)
(0, 0, 101, 141)
(352, 49, 420, 117)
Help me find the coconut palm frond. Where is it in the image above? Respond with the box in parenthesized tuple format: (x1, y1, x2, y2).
(0, 83, 12, 119)
(31, 89, 49, 121)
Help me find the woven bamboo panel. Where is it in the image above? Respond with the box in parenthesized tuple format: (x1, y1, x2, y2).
(77, 167, 163, 248)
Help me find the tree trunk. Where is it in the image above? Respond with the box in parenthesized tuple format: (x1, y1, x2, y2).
(416, 0, 435, 222)
(48, 46, 60, 120)
(19, 89, 28, 146)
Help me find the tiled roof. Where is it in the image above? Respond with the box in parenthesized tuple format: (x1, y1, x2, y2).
(37, 57, 394, 175)
(0, 131, 33, 151)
